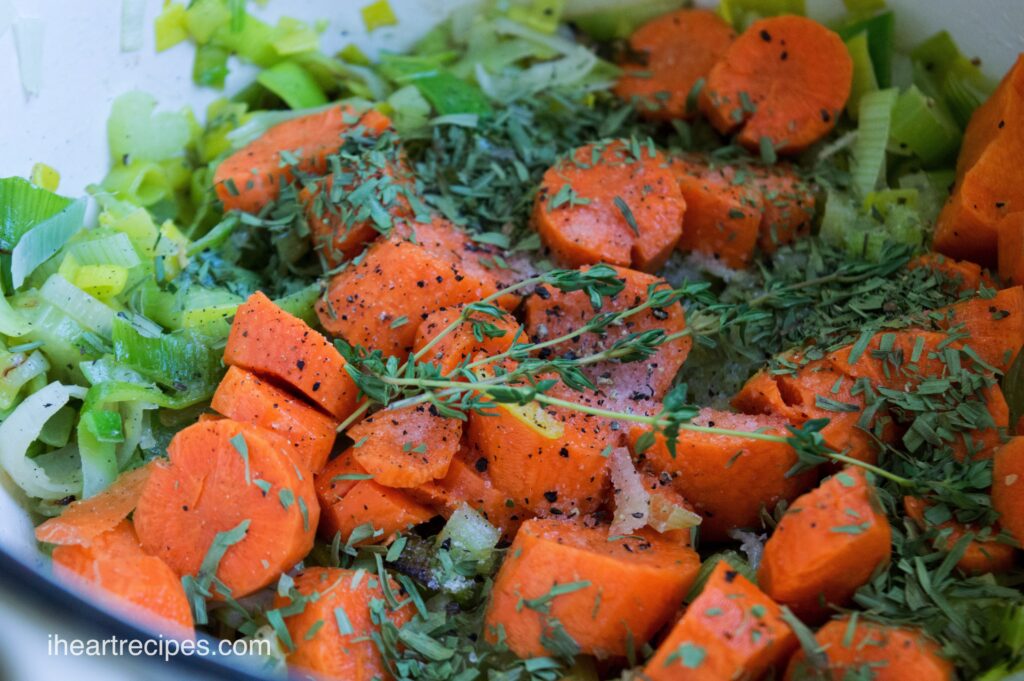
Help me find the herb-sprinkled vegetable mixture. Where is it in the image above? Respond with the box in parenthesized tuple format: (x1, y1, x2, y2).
(6, 0, 1024, 678)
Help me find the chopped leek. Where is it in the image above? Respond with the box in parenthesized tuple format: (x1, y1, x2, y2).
(379, 55, 492, 116)
(385, 85, 432, 137)
(155, 1, 189, 52)
(10, 198, 86, 289)
(361, 0, 398, 33)
(40, 274, 115, 337)
(437, 504, 500, 571)
(845, 32, 879, 119)
(0, 382, 87, 500)
(67, 232, 141, 268)
(911, 30, 994, 128)
(718, 0, 805, 30)
(889, 85, 962, 166)
(106, 91, 192, 164)
(563, 0, 684, 40)
(193, 44, 230, 89)
(184, 0, 231, 44)
(111, 315, 222, 396)
(851, 88, 898, 198)
(270, 17, 320, 56)
(837, 11, 894, 88)
(30, 163, 60, 192)
(506, 0, 565, 34)
(0, 177, 73, 251)
(0, 350, 49, 410)
(101, 161, 173, 207)
(121, 0, 146, 52)
(39, 406, 75, 448)
(256, 61, 329, 109)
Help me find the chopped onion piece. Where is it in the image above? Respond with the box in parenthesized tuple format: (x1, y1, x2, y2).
(608, 447, 649, 535)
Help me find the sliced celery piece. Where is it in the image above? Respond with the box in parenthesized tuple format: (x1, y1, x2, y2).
(256, 61, 328, 109)
(889, 85, 962, 166)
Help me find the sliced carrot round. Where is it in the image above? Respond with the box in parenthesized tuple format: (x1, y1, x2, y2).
(36, 462, 153, 546)
(52, 520, 193, 636)
(532, 140, 685, 272)
(212, 365, 339, 474)
(274, 567, 412, 681)
(700, 15, 852, 154)
(523, 265, 691, 401)
(134, 419, 318, 599)
(348, 403, 463, 488)
(614, 9, 735, 121)
(484, 519, 701, 659)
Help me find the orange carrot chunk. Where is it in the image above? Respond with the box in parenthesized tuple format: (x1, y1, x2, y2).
(134, 419, 318, 599)
(630, 409, 817, 541)
(993, 436, 1024, 546)
(532, 140, 686, 272)
(214, 106, 393, 214)
(484, 519, 701, 659)
(700, 16, 852, 154)
(934, 56, 1024, 265)
(52, 520, 194, 636)
(784, 616, 954, 680)
(940, 285, 1024, 372)
(225, 291, 359, 421)
(758, 468, 892, 621)
(671, 157, 764, 269)
(614, 9, 735, 121)
(317, 217, 516, 359)
(998, 213, 1024, 286)
(467, 399, 613, 517)
(348, 403, 462, 488)
(903, 496, 1014, 576)
(212, 366, 338, 474)
(909, 253, 991, 293)
(36, 463, 153, 546)
(274, 567, 411, 681)
(409, 454, 521, 540)
(644, 561, 796, 681)
(748, 163, 816, 252)
(412, 305, 524, 378)
(523, 265, 692, 401)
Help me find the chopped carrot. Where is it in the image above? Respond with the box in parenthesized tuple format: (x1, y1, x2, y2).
(225, 291, 359, 421)
(483, 519, 701, 659)
(700, 16, 852, 154)
(214, 106, 393, 214)
(467, 398, 613, 517)
(940, 285, 1024, 371)
(613, 9, 735, 121)
(523, 265, 692, 400)
(409, 455, 521, 540)
(934, 56, 1024, 265)
(347, 403, 462, 488)
(993, 436, 1024, 546)
(532, 140, 686, 272)
(134, 419, 318, 599)
(951, 384, 1009, 461)
(904, 496, 1014, 575)
(644, 561, 797, 681)
(212, 366, 338, 474)
(998, 213, 1024, 285)
(317, 217, 517, 359)
(747, 163, 816, 253)
(412, 305, 524, 378)
(758, 468, 892, 621)
(909, 253, 991, 293)
(53, 520, 193, 636)
(784, 616, 953, 680)
(302, 155, 415, 267)
(273, 567, 412, 681)
(670, 156, 764, 269)
(630, 409, 818, 541)
(322, 479, 435, 545)
(36, 462, 153, 546)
